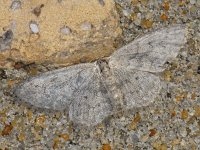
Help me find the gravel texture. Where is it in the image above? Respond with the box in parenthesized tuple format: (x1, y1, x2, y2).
(0, 0, 200, 149)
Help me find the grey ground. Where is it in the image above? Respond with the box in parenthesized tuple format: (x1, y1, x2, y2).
(0, 0, 200, 149)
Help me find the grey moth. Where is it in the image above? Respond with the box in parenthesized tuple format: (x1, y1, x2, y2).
(14, 25, 187, 126)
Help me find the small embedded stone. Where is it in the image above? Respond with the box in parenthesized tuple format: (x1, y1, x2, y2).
(10, 0, 21, 10)
(141, 19, 153, 28)
(18, 133, 25, 142)
(131, 0, 139, 5)
(128, 112, 141, 130)
(191, 92, 197, 100)
(123, 9, 131, 17)
(35, 115, 46, 127)
(98, 0, 105, 6)
(134, 13, 142, 25)
(175, 92, 188, 102)
(13, 62, 25, 69)
(53, 137, 60, 149)
(181, 109, 189, 120)
(32, 4, 44, 17)
(162, 70, 172, 81)
(163, 1, 170, 11)
(160, 13, 168, 21)
(190, 0, 196, 4)
(59, 133, 70, 141)
(80, 22, 92, 31)
(149, 129, 157, 137)
(0, 30, 13, 51)
(30, 22, 39, 34)
(140, 0, 148, 5)
(1, 124, 13, 136)
(171, 110, 176, 117)
(60, 26, 71, 35)
(194, 106, 200, 117)
(102, 144, 111, 150)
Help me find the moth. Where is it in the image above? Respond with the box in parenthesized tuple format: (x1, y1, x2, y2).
(13, 25, 187, 126)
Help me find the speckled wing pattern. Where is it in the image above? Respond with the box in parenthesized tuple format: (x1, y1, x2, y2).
(110, 69, 162, 109)
(14, 25, 186, 126)
(108, 25, 186, 110)
(14, 63, 113, 126)
(109, 25, 186, 72)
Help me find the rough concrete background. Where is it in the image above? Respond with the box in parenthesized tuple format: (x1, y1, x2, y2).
(0, 0, 200, 149)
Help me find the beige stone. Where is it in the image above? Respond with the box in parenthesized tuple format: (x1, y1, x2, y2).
(0, 0, 121, 68)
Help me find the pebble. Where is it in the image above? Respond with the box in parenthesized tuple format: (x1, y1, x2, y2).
(131, 134, 139, 142)
(146, 11, 153, 19)
(190, 6, 198, 14)
(179, 127, 187, 137)
(102, 144, 111, 150)
(1, 124, 13, 136)
(30, 22, 39, 34)
(190, 0, 196, 4)
(134, 13, 142, 25)
(98, 0, 105, 6)
(123, 9, 131, 17)
(60, 26, 71, 35)
(32, 4, 44, 17)
(80, 22, 92, 31)
(10, 0, 21, 10)
(180, 139, 186, 146)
